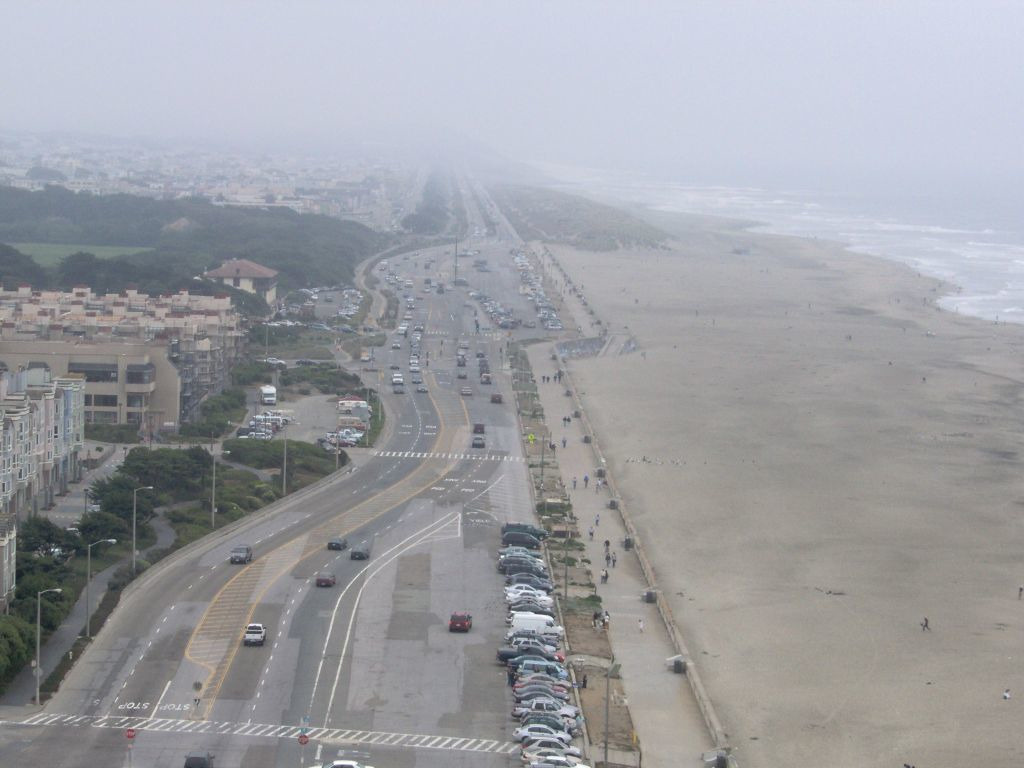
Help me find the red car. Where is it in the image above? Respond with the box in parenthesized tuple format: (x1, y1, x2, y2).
(448, 612, 473, 632)
(315, 572, 336, 587)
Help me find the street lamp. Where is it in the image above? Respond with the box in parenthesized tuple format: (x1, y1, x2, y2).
(211, 449, 230, 528)
(86, 538, 117, 639)
(604, 657, 621, 767)
(35, 587, 62, 705)
(132, 486, 153, 575)
(281, 438, 288, 495)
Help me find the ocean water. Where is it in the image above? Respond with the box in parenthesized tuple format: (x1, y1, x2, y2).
(548, 167, 1024, 324)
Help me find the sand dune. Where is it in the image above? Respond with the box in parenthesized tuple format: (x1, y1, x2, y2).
(545, 223, 1024, 768)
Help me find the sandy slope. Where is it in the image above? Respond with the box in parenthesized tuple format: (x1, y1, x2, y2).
(544, 225, 1024, 768)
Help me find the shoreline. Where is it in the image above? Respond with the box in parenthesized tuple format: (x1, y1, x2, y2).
(539, 213, 1024, 768)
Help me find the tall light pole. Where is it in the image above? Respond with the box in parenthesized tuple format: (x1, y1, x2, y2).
(36, 587, 62, 705)
(132, 486, 153, 575)
(281, 438, 288, 495)
(211, 449, 230, 528)
(604, 657, 620, 767)
(86, 538, 117, 639)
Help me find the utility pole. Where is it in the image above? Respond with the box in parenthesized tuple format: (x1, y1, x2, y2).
(281, 438, 288, 495)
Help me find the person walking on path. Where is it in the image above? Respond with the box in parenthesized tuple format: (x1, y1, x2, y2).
(1019, 585, 1023, 600)
(508, 666, 517, 686)
(583, 474, 589, 489)
(603, 610, 610, 630)
(921, 617, 930, 631)
(593, 610, 602, 629)
(638, 618, 645, 632)
(604, 539, 610, 552)
(588, 526, 594, 540)
(572, 476, 577, 490)
(601, 569, 609, 584)
(562, 437, 567, 449)
(611, 551, 617, 568)
(595, 512, 600, 526)
(605, 553, 612, 567)
(1004, 689, 1012, 700)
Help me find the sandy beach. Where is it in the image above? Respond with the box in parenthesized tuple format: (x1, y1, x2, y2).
(542, 222, 1024, 767)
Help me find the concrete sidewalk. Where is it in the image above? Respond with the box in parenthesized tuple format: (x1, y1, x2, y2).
(527, 343, 714, 768)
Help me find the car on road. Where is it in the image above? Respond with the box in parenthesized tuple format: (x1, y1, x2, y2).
(472, 436, 485, 448)
(262, 357, 287, 367)
(296, 359, 317, 366)
(389, 363, 401, 370)
(416, 384, 429, 393)
(391, 341, 402, 349)
(461, 386, 473, 396)
(243, 623, 266, 646)
(351, 541, 371, 560)
(411, 374, 423, 384)
(327, 537, 348, 551)
(184, 752, 216, 768)
(315, 572, 336, 587)
(229, 545, 253, 564)
(457, 370, 468, 379)
(491, 393, 504, 403)
(321, 761, 375, 768)
(448, 612, 473, 632)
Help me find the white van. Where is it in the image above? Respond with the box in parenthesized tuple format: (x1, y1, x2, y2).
(508, 614, 564, 637)
(391, 373, 404, 385)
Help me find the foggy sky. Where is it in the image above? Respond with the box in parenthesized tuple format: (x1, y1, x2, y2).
(2, 1, 1022, 189)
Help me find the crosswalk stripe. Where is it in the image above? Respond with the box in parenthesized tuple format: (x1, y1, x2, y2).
(13, 713, 520, 753)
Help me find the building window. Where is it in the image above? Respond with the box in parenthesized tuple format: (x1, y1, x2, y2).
(126, 364, 155, 384)
(126, 394, 145, 409)
(68, 363, 118, 383)
(93, 394, 118, 407)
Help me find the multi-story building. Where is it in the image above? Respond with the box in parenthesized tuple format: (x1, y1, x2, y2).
(0, 287, 244, 430)
(0, 368, 85, 610)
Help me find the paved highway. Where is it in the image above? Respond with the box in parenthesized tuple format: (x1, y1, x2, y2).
(0, 188, 554, 768)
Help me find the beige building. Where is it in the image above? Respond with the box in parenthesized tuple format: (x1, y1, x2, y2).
(204, 258, 278, 305)
(0, 287, 243, 430)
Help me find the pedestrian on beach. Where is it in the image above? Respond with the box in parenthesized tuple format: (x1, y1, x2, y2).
(583, 474, 589, 489)
(605, 553, 612, 567)
(588, 526, 594, 540)
(595, 512, 600, 526)
(611, 551, 617, 568)
(604, 539, 610, 552)
(603, 610, 610, 630)
(921, 617, 930, 631)
(638, 618, 644, 632)
(1004, 689, 1012, 700)
(1019, 585, 1023, 600)
(562, 437, 567, 449)
(593, 610, 602, 629)
(572, 476, 577, 490)
(601, 569, 608, 584)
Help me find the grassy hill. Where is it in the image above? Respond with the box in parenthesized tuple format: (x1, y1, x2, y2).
(0, 186, 385, 297)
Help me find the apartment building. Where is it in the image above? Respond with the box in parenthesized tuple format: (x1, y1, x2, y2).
(0, 287, 244, 430)
(0, 368, 85, 610)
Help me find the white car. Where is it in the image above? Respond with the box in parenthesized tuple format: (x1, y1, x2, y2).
(521, 746, 584, 765)
(506, 592, 554, 607)
(528, 757, 590, 768)
(513, 724, 572, 744)
(505, 586, 551, 602)
(524, 745, 581, 765)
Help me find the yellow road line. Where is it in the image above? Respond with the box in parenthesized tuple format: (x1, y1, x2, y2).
(185, 371, 462, 719)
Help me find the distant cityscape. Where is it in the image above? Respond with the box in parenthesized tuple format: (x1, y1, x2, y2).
(0, 130, 409, 231)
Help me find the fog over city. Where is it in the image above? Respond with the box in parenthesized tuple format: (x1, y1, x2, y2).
(3, 1, 1022, 192)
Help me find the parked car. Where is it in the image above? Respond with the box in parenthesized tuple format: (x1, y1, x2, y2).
(511, 698, 579, 720)
(448, 612, 473, 632)
(502, 523, 549, 540)
(512, 724, 573, 744)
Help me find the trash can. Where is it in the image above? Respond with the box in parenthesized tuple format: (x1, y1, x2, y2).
(595, 468, 606, 478)
(644, 590, 657, 603)
(673, 658, 687, 674)
(582, 435, 592, 444)
(607, 499, 619, 510)
(573, 410, 581, 418)
(623, 536, 633, 550)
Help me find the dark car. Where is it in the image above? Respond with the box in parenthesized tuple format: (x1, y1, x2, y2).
(449, 612, 473, 632)
(350, 542, 370, 560)
(327, 537, 348, 551)
(471, 436, 485, 448)
(501, 532, 542, 550)
(296, 359, 317, 366)
(506, 574, 554, 592)
(491, 393, 503, 404)
(229, 545, 253, 564)
(509, 600, 555, 616)
(502, 523, 548, 540)
(184, 752, 215, 768)
(498, 644, 563, 665)
(315, 572, 336, 587)
(498, 558, 548, 576)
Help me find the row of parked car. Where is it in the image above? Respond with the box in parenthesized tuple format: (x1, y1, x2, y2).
(496, 522, 591, 768)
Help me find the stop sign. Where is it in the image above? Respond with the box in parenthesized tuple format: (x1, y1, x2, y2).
(125, 728, 136, 739)
(298, 733, 309, 746)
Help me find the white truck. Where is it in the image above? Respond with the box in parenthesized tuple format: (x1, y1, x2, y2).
(243, 623, 266, 646)
(259, 385, 277, 405)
